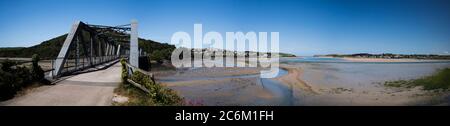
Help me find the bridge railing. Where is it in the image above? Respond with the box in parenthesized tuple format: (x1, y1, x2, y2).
(49, 55, 122, 78)
(121, 60, 155, 94)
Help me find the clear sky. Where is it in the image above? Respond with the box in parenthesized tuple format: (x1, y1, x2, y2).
(0, 0, 449, 56)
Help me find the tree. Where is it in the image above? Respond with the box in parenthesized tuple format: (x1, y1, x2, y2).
(151, 50, 165, 64)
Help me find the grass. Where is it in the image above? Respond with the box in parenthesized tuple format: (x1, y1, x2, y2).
(113, 83, 156, 106)
(384, 80, 414, 88)
(384, 68, 450, 90)
(113, 76, 183, 106)
(113, 58, 183, 106)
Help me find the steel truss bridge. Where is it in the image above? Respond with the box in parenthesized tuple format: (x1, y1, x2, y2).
(50, 20, 143, 78)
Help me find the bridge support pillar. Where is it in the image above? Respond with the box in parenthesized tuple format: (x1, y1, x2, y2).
(130, 20, 139, 67)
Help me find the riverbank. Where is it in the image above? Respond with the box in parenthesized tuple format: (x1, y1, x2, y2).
(342, 57, 450, 63)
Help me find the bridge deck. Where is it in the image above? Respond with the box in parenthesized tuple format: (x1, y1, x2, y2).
(1, 62, 121, 106)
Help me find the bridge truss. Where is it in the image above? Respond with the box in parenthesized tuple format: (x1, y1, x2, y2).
(51, 21, 143, 78)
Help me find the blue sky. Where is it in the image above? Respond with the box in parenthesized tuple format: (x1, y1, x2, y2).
(0, 0, 449, 56)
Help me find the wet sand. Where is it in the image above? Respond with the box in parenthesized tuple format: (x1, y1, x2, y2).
(158, 66, 292, 105)
(156, 61, 450, 106)
(273, 65, 317, 94)
(272, 65, 450, 106)
(162, 78, 281, 105)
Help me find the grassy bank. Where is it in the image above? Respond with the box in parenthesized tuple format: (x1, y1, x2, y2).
(113, 59, 183, 106)
(384, 68, 450, 90)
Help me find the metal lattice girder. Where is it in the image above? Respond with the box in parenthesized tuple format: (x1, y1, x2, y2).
(117, 45, 121, 56)
(52, 20, 137, 78)
(53, 21, 82, 77)
(105, 44, 109, 56)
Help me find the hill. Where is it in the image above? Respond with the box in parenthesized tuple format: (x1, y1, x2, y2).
(0, 34, 175, 60)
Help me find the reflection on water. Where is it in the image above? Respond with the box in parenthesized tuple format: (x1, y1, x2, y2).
(159, 67, 287, 82)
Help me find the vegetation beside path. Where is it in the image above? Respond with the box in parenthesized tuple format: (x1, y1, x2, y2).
(0, 54, 49, 101)
(113, 58, 183, 106)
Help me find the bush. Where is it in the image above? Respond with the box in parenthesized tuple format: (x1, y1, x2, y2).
(150, 50, 165, 64)
(120, 58, 128, 84)
(1, 59, 15, 71)
(118, 58, 182, 105)
(0, 54, 49, 100)
(130, 71, 182, 105)
(0, 60, 33, 100)
(0, 69, 18, 100)
(156, 86, 183, 105)
(131, 71, 157, 97)
(31, 54, 45, 82)
(150, 48, 174, 64)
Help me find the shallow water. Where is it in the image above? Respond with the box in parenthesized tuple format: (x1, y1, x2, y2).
(285, 57, 450, 90)
(260, 78, 294, 105)
(159, 67, 287, 82)
(281, 57, 346, 63)
(159, 67, 292, 105)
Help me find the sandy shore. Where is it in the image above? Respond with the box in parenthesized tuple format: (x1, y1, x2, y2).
(342, 57, 450, 62)
(155, 61, 449, 106)
(273, 65, 318, 94)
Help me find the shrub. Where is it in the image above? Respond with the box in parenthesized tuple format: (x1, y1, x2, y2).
(1, 59, 15, 71)
(31, 54, 45, 82)
(0, 60, 32, 100)
(130, 71, 182, 105)
(131, 71, 158, 97)
(151, 50, 165, 64)
(118, 58, 182, 105)
(0, 69, 18, 100)
(0, 54, 48, 100)
(155, 86, 183, 105)
(120, 58, 128, 84)
(150, 48, 173, 64)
